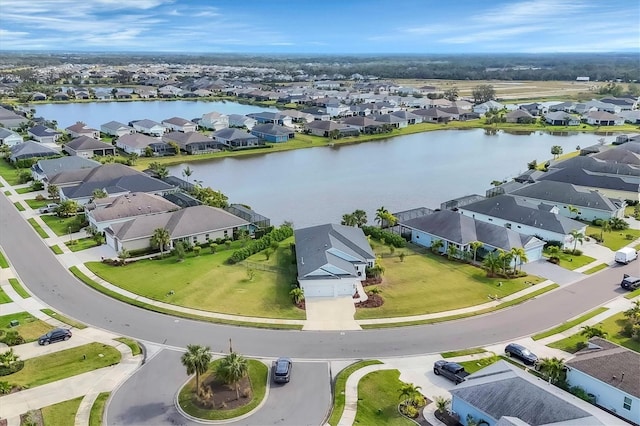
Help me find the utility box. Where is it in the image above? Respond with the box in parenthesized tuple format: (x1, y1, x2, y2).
(9, 320, 19, 327)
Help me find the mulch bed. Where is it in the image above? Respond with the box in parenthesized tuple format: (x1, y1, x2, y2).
(295, 300, 306, 310)
(362, 277, 382, 286)
(193, 374, 252, 410)
(20, 409, 44, 426)
(355, 293, 384, 308)
(434, 409, 462, 426)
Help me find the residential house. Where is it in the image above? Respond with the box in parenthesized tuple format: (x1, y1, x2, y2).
(508, 181, 625, 221)
(458, 195, 587, 248)
(279, 110, 315, 124)
(31, 156, 100, 183)
(294, 223, 375, 298)
(31, 92, 47, 101)
(400, 210, 545, 263)
(200, 112, 229, 131)
(600, 97, 637, 111)
(390, 110, 422, 125)
(116, 133, 172, 156)
(374, 114, 407, 128)
(64, 136, 115, 158)
(505, 109, 534, 123)
(450, 360, 625, 426)
(161, 117, 198, 133)
(473, 100, 504, 115)
(228, 114, 257, 129)
(58, 163, 175, 205)
(0, 128, 23, 147)
(300, 107, 331, 121)
(66, 122, 100, 139)
(566, 337, 640, 425)
(250, 124, 295, 143)
(105, 205, 251, 253)
(592, 146, 640, 166)
(545, 111, 580, 126)
(412, 107, 454, 123)
(0, 106, 28, 129)
(247, 112, 294, 127)
(28, 125, 61, 144)
(619, 110, 640, 124)
(212, 128, 263, 149)
(162, 131, 226, 154)
(130, 119, 166, 137)
(9, 141, 60, 163)
(87, 192, 180, 232)
(101, 121, 135, 138)
(584, 111, 625, 126)
(341, 116, 384, 133)
(52, 93, 69, 101)
(304, 120, 360, 138)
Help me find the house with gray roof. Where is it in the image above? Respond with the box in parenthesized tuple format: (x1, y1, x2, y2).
(508, 181, 625, 221)
(200, 112, 229, 131)
(131, 119, 166, 137)
(584, 111, 625, 126)
(64, 136, 115, 158)
(9, 141, 60, 163)
(341, 116, 384, 133)
(294, 224, 375, 298)
(163, 131, 226, 154)
(228, 114, 257, 130)
(458, 195, 587, 248)
(473, 100, 504, 115)
(28, 125, 62, 144)
(411, 107, 454, 123)
(100, 121, 135, 138)
(117, 133, 172, 156)
(566, 337, 640, 425)
(592, 146, 640, 166)
(31, 156, 100, 183)
(400, 210, 544, 263)
(0, 106, 28, 129)
(251, 123, 295, 143)
(105, 205, 250, 253)
(87, 192, 180, 232)
(450, 360, 625, 426)
(390, 110, 422, 124)
(374, 113, 407, 128)
(212, 128, 262, 149)
(0, 128, 23, 147)
(161, 117, 197, 133)
(545, 111, 580, 126)
(304, 120, 360, 138)
(247, 112, 294, 127)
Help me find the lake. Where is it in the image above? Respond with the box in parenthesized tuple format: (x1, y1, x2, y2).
(167, 129, 610, 228)
(31, 100, 274, 129)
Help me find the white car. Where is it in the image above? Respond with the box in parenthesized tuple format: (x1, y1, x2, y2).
(39, 203, 59, 214)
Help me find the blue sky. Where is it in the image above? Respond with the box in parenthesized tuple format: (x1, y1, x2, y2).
(1, 0, 638, 54)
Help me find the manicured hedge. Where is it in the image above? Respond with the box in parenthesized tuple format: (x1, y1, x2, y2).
(227, 226, 293, 264)
(361, 226, 406, 248)
(0, 360, 24, 376)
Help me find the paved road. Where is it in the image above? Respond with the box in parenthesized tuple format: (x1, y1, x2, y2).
(1, 193, 638, 359)
(106, 349, 330, 426)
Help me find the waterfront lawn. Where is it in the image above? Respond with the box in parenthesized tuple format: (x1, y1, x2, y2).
(586, 226, 640, 251)
(542, 251, 595, 270)
(355, 245, 543, 319)
(86, 239, 304, 319)
(354, 369, 415, 426)
(6, 343, 121, 388)
(41, 397, 83, 426)
(0, 312, 54, 342)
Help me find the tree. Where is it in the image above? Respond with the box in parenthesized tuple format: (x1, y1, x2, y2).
(446, 244, 458, 260)
(469, 241, 483, 263)
(0, 348, 19, 368)
(58, 200, 79, 217)
(567, 205, 579, 218)
(600, 219, 612, 242)
(580, 325, 607, 339)
(375, 206, 389, 226)
(569, 230, 584, 254)
(546, 245, 561, 262)
(182, 166, 193, 184)
(443, 87, 458, 101)
(399, 252, 406, 262)
(510, 247, 527, 272)
(144, 146, 154, 157)
(47, 184, 59, 200)
(482, 252, 501, 276)
(609, 217, 629, 231)
(92, 188, 107, 199)
(551, 145, 563, 159)
(527, 159, 537, 170)
(151, 227, 171, 258)
(434, 395, 451, 414)
(127, 152, 139, 166)
(290, 287, 304, 304)
(497, 249, 514, 275)
(168, 141, 180, 156)
(118, 248, 130, 264)
(86, 225, 104, 245)
(341, 213, 356, 227)
(216, 352, 249, 400)
(472, 84, 496, 103)
(537, 356, 566, 384)
(181, 344, 212, 396)
(352, 209, 367, 227)
(430, 239, 444, 254)
(328, 129, 340, 140)
(398, 382, 422, 405)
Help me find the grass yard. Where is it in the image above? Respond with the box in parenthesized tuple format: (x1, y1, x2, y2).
(15, 186, 36, 194)
(583, 263, 608, 274)
(41, 308, 87, 329)
(86, 239, 304, 319)
(5, 343, 121, 388)
(355, 246, 543, 319)
(8, 278, 30, 298)
(115, 337, 142, 356)
(0, 250, 8, 268)
(0, 160, 22, 185)
(354, 369, 415, 426)
(41, 397, 83, 426)
(0, 287, 11, 304)
(14, 201, 25, 211)
(177, 359, 268, 421)
(459, 356, 501, 374)
(532, 307, 609, 340)
(442, 348, 488, 358)
(27, 218, 49, 238)
(0, 312, 53, 342)
(586, 225, 640, 251)
(66, 237, 100, 252)
(50, 245, 64, 255)
(542, 250, 595, 270)
(40, 214, 85, 237)
(89, 392, 110, 426)
(625, 288, 640, 299)
(327, 360, 383, 426)
(24, 197, 50, 210)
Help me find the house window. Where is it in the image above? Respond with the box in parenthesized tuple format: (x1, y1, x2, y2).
(224, 230, 228, 237)
(193, 236, 198, 243)
(623, 396, 632, 410)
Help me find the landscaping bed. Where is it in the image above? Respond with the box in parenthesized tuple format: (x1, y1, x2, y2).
(354, 369, 415, 426)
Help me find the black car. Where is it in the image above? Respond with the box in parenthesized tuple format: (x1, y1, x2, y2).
(621, 274, 640, 291)
(505, 343, 538, 366)
(433, 360, 470, 384)
(272, 357, 292, 383)
(38, 328, 72, 345)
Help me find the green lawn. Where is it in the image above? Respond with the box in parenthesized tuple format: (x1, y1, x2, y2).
(9, 278, 30, 298)
(24, 198, 50, 210)
(0, 160, 22, 185)
(40, 214, 84, 237)
(586, 226, 640, 251)
(442, 348, 488, 358)
(327, 360, 383, 426)
(354, 369, 414, 426)
(89, 392, 110, 426)
(458, 356, 501, 374)
(355, 245, 543, 319)
(86, 239, 304, 319)
(0, 312, 53, 342)
(66, 237, 100, 252)
(115, 337, 142, 356)
(0, 250, 8, 268)
(5, 343, 121, 388)
(548, 312, 640, 353)
(0, 287, 11, 304)
(41, 309, 87, 329)
(27, 218, 49, 238)
(625, 288, 640, 299)
(542, 251, 595, 270)
(583, 263, 608, 274)
(15, 186, 36, 194)
(50, 245, 64, 255)
(41, 397, 83, 426)
(14, 201, 25, 211)
(532, 307, 609, 340)
(177, 359, 268, 421)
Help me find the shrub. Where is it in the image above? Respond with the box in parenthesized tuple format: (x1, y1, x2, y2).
(0, 360, 24, 376)
(193, 246, 201, 256)
(210, 243, 217, 254)
(544, 240, 563, 249)
(563, 248, 582, 256)
(361, 226, 406, 248)
(0, 331, 24, 346)
(626, 234, 634, 240)
(0, 381, 11, 394)
(227, 225, 293, 264)
(588, 233, 603, 243)
(591, 218, 603, 226)
(35, 194, 45, 201)
(400, 404, 419, 418)
(30, 181, 44, 191)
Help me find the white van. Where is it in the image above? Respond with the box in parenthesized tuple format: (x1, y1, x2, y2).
(615, 247, 638, 265)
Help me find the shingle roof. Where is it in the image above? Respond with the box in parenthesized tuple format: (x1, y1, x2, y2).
(509, 181, 619, 212)
(539, 166, 639, 193)
(28, 125, 61, 137)
(91, 192, 179, 222)
(66, 122, 98, 133)
(0, 128, 21, 139)
(118, 133, 164, 149)
(10, 141, 59, 157)
(212, 128, 256, 141)
(33, 156, 100, 178)
(132, 119, 162, 128)
(162, 117, 195, 126)
(65, 136, 113, 151)
(101, 121, 131, 131)
(251, 123, 293, 136)
(163, 131, 211, 145)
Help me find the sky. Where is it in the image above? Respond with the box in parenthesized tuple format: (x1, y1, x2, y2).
(1, 0, 639, 54)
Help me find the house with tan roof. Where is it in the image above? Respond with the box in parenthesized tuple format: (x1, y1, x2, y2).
(66, 122, 100, 139)
(116, 133, 172, 156)
(161, 117, 197, 133)
(64, 136, 115, 158)
(87, 192, 180, 232)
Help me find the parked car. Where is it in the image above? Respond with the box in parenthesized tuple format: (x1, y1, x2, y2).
(39, 203, 59, 214)
(38, 328, 72, 345)
(505, 343, 538, 366)
(272, 357, 293, 383)
(433, 360, 469, 384)
(615, 248, 638, 265)
(621, 274, 640, 291)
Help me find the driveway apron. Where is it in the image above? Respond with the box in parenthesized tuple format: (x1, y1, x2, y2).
(521, 260, 584, 286)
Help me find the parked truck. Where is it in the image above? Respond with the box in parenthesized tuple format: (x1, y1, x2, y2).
(615, 247, 638, 265)
(433, 360, 470, 384)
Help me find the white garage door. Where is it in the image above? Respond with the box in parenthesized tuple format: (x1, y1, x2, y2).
(302, 283, 334, 298)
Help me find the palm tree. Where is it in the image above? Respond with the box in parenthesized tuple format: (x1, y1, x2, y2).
(569, 230, 584, 254)
(151, 227, 171, 258)
(92, 188, 108, 199)
(537, 356, 566, 384)
(497, 249, 514, 276)
(624, 300, 640, 324)
(580, 325, 607, 339)
(430, 239, 444, 254)
(433, 395, 451, 414)
(289, 287, 304, 304)
(446, 244, 458, 260)
(341, 213, 356, 227)
(375, 206, 389, 226)
(0, 348, 19, 368)
(546, 245, 561, 263)
(181, 344, 212, 396)
(352, 210, 367, 227)
(510, 247, 528, 272)
(398, 383, 422, 406)
(469, 241, 483, 263)
(182, 166, 193, 184)
(600, 219, 612, 242)
(216, 352, 249, 400)
(567, 205, 580, 218)
(482, 252, 501, 277)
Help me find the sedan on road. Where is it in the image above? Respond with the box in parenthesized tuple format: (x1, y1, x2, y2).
(272, 357, 293, 383)
(38, 328, 72, 345)
(505, 343, 538, 366)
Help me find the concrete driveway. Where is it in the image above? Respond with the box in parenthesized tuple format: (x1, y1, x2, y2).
(522, 260, 584, 285)
(303, 297, 360, 331)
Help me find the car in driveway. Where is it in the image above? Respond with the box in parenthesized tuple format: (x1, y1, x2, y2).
(621, 274, 640, 291)
(39, 203, 59, 214)
(505, 343, 538, 366)
(433, 360, 469, 384)
(38, 328, 72, 345)
(272, 357, 292, 383)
